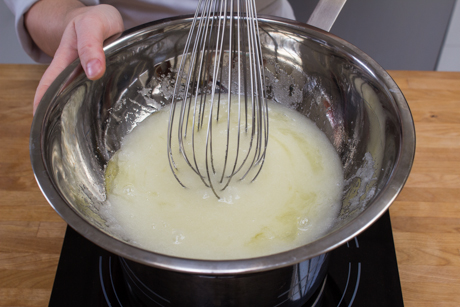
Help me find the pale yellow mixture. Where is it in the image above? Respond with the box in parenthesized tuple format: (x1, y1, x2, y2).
(104, 98, 344, 260)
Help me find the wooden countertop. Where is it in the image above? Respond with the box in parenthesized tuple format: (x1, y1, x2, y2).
(0, 64, 459, 306)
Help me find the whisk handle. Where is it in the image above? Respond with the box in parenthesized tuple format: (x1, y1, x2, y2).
(307, 0, 347, 32)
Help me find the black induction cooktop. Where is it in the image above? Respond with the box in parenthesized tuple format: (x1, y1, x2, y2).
(48, 210, 404, 307)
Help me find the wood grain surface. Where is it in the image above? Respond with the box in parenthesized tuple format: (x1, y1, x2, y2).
(388, 71, 460, 307)
(0, 65, 459, 306)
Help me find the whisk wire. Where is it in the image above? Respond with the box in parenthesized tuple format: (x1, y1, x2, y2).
(179, 0, 217, 186)
(167, 0, 268, 198)
(219, 0, 243, 188)
(205, 0, 229, 195)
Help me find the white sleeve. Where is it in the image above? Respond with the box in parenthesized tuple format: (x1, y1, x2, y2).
(3, 0, 52, 63)
(3, 0, 99, 63)
(256, 0, 295, 20)
(3, 0, 294, 63)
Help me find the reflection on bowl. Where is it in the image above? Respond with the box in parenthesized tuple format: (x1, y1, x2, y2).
(30, 15, 415, 306)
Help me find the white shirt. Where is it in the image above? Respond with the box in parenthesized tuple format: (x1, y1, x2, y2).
(4, 0, 295, 63)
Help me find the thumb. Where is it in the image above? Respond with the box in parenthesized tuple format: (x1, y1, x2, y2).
(74, 22, 106, 81)
(75, 5, 124, 80)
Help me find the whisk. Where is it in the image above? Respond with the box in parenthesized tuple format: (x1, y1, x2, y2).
(167, 0, 269, 198)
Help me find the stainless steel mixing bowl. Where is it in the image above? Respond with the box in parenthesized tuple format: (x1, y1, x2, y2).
(30, 15, 415, 306)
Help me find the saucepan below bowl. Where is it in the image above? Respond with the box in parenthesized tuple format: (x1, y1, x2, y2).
(30, 15, 415, 306)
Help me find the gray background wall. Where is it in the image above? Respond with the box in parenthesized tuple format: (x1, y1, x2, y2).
(1, 0, 459, 71)
(287, 0, 457, 71)
(0, 2, 35, 64)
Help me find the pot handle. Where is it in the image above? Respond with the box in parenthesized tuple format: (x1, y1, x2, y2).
(307, 0, 347, 32)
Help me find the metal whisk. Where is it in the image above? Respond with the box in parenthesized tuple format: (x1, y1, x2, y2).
(167, 0, 268, 198)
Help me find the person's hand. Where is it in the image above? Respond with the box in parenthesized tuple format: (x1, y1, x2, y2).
(26, 3, 124, 113)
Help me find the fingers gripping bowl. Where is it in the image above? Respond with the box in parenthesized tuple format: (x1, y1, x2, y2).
(30, 16, 415, 305)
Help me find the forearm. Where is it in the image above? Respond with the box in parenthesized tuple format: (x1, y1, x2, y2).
(24, 0, 86, 57)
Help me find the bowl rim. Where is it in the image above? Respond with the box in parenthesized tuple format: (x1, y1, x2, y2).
(30, 14, 415, 275)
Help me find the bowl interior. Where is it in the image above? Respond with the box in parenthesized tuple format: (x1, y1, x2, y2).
(31, 16, 414, 273)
